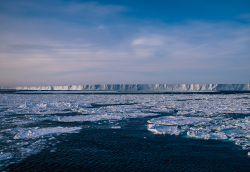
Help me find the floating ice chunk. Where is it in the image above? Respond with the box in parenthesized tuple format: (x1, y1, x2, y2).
(20, 147, 41, 157)
(46, 113, 156, 123)
(148, 124, 184, 135)
(10, 120, 36, 125)
(187, 131, 228, 140)
(125, 112, 158, 118)
(16, 142, 29, 146)
(111, 126, 121, 129)
(46, 114, 123, 122)
(235, 123, 250, 129)
(0, 152, 14, 161)
(14, 127, 82, 139)
(148, 116, 213, 126)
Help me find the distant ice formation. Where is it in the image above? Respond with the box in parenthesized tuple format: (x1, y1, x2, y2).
(1, 84, 250, 91)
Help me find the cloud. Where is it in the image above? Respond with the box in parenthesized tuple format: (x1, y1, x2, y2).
(131, 36, 164, 46)
(1, 20, 250, 85)
(0, 1, 250, 86)
(61, 2, 128, 16)
(97, 25, 105, 29)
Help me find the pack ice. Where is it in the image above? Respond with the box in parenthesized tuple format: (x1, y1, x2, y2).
(1, 93, 250, 169)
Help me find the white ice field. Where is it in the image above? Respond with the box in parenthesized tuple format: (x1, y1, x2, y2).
(1, 93, 250, 168)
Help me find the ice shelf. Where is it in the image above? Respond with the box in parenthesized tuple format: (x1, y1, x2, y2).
(1, 84, 250, 91)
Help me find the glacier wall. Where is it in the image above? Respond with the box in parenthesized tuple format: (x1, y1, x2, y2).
(1, 84, 250, 91)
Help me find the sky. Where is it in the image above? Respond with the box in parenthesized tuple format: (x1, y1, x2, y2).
(0, 0, 250, 86)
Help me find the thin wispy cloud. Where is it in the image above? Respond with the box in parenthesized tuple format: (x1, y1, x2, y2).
(237, 13, 250, 22)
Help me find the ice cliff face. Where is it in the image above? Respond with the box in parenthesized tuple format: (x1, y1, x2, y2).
(1, 84, 250, 91)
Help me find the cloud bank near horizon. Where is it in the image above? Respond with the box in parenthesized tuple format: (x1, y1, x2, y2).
(0, 0, 250, 86)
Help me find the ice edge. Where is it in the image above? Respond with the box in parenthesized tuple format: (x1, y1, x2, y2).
(1, 84, 250, 91)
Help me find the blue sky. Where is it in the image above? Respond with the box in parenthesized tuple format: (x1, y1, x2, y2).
(0, 0, 250, 86)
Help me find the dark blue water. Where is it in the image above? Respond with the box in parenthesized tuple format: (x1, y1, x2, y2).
(4, 116, 250, 172)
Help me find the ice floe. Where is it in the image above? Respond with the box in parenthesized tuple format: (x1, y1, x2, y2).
(14, 127, 82, 139)
(45, 113, 158, 123)
(148, 116, 213, 126)
(187, 131, 228, 140)
(148, 124, 184, 135)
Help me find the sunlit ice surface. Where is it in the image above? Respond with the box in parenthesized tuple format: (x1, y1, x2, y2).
(1, 93, 250, 170)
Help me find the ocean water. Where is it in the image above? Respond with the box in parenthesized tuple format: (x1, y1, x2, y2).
(1, 93, 250, 171)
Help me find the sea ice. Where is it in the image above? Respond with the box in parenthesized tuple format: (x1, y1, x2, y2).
(1, 92, 250, 168)
(46, 113, 157, 123)
(46, 114, 124, 122)
(20, 148, 40, 156)
(14, 127, 82, 139)
(148, 116, 213, 126)
(0, 152, 14, 161)
(187, 131, 228, 140)
(148, 124, 183, 135)
(111, 126, 121, 129)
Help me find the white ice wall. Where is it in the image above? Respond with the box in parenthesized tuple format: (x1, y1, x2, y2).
(1, 84, 250, 91)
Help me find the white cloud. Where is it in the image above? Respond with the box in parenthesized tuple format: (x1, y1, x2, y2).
(97, 25, 105, 29)
(131, 37, 164, 46)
